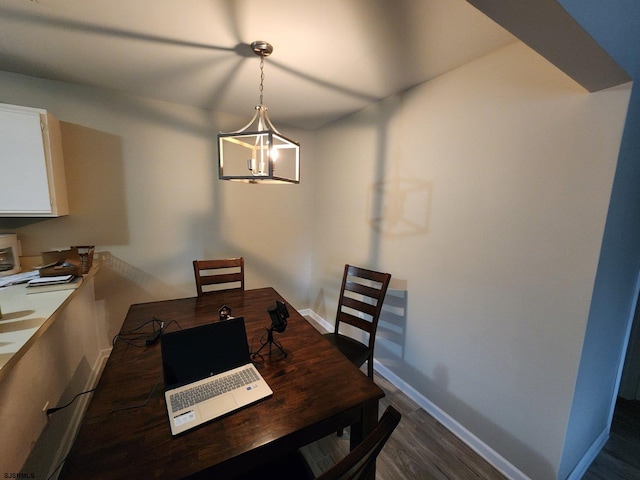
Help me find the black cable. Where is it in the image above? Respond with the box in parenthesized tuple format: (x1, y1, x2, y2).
(47, 456, 66, 480)
(121, 317, 162, 335)
(250, 333, 266, 364)
(45, 379, 161, 480)
(111, 318, 183, 348)
(112, 317, 161, 344)
(115, 335, 153, 348)
(46, 388, 96, 416)
(110, 379, 160, 413)
(162, 319, 183, 332)
(112, 317, 165, 347)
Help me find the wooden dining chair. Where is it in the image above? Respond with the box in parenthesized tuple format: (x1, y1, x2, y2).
(233, 405, 401, 480)
(192, 257, 244, 296)
(323, 264, 392, 379)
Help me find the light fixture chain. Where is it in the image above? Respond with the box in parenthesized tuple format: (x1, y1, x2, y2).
(218, 40, 300, 183)
(259, 54, 265, 106)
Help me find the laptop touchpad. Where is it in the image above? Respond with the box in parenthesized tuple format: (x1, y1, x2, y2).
(199, 393, 238, 418)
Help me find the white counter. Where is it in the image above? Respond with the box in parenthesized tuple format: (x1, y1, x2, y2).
(0, 266, 103, 476)
(0, 268, 96, 381)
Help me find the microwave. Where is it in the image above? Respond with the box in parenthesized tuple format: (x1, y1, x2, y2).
(0, 234, 21, 277)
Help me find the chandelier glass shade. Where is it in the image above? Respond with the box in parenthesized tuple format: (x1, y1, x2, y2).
(218, 41, 300, 184)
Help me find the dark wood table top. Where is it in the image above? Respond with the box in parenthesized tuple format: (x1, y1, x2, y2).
(60, 287, 384, 479)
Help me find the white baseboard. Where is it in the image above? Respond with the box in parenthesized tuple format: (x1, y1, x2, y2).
(300, 308, 529, 480)
(300, 308, 333, 332)
(48, 347, 112, 479)
(565, 429, 609, 480)
(373, 360, 530, 480)
(54, 311, 597, 480)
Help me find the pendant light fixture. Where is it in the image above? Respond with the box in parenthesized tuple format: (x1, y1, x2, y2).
(218, 41, 300, 184)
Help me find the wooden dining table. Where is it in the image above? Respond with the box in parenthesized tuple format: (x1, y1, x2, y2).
(59, 287, 384, 479)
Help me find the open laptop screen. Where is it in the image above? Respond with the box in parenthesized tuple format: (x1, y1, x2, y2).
(161, 317, 251, 390)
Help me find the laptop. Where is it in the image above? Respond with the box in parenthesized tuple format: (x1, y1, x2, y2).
(160, 317, 273, 435)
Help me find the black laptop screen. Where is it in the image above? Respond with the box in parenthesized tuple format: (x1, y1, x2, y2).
(160, 317, 251, 390)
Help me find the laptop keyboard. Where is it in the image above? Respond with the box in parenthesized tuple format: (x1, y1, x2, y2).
(169, 367, 260, 412)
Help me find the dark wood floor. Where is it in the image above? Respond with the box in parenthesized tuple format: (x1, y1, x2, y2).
(303, 317, 640, 479)
(584, 398, 640, 480)
(300, 370, 507, 479)
(302, 316, 506, 479)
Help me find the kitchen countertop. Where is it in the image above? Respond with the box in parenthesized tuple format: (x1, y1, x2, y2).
(0, 267, 97, 382)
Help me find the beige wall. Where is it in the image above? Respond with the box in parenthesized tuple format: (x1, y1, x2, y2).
(0, 277, 101, 476)
(0, 39, 633, 479)
(0, 70, 314, 346)
(311, 42, 630, 479)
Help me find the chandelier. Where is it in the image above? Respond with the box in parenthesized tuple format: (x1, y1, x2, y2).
(218, 41, 300, 184)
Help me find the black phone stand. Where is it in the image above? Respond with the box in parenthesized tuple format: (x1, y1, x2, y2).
(252, 301, 289, 359)
(252, 325, 287, 359)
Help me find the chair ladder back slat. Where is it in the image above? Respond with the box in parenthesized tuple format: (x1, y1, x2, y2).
(341, 296, 378, 318)
(200, 272, 243, 286)
(193, 257, 245, 296)
(337, 311, 374, 334)
(346, 265, 388, 282)
(335, 265, 391, 332)
(330, 264, 391, 379)
(197, 258, 243, 269)
(344, 280, 386, 301)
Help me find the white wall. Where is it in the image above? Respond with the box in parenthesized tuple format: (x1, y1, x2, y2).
(0, 278, 101, 476)
(0, 70, 315, 346)
(0, 40, 633, 479)
(558, 82, 640, 479)
(310, 42, 630, 480)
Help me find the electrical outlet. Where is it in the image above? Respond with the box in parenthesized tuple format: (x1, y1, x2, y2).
(42, 401, 50, 424)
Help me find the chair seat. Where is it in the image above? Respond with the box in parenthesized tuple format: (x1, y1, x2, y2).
(324, 333, 370, 369)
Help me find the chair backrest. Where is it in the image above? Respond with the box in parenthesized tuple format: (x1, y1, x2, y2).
(193, 258, 244, 296)
(334, 264, 391, 349)
(317, 406, 401, 480)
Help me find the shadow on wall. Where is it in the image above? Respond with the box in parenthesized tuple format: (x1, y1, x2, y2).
(376, 285, 409, 361)
(95, 252, 183, 345)
(368, 172, 432, 237)
(374, 283, 555, 479)
(22, 356, 93, 478)
(309, 58, 558, 480)
(0, 122, 129, 253)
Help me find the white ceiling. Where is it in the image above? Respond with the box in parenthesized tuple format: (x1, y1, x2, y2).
(0, 0, 516, 129)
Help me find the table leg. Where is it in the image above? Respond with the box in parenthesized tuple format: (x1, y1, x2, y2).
(349, 399, 379, 479)
(350, 399, 379, 448)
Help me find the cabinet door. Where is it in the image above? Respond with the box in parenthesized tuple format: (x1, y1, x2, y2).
(0, 104, 68, 217)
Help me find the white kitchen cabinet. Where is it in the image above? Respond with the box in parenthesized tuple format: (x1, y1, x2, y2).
(0, 103, 69, 217)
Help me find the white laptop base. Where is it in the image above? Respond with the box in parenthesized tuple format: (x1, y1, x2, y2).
(165, 363, 272, 436)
